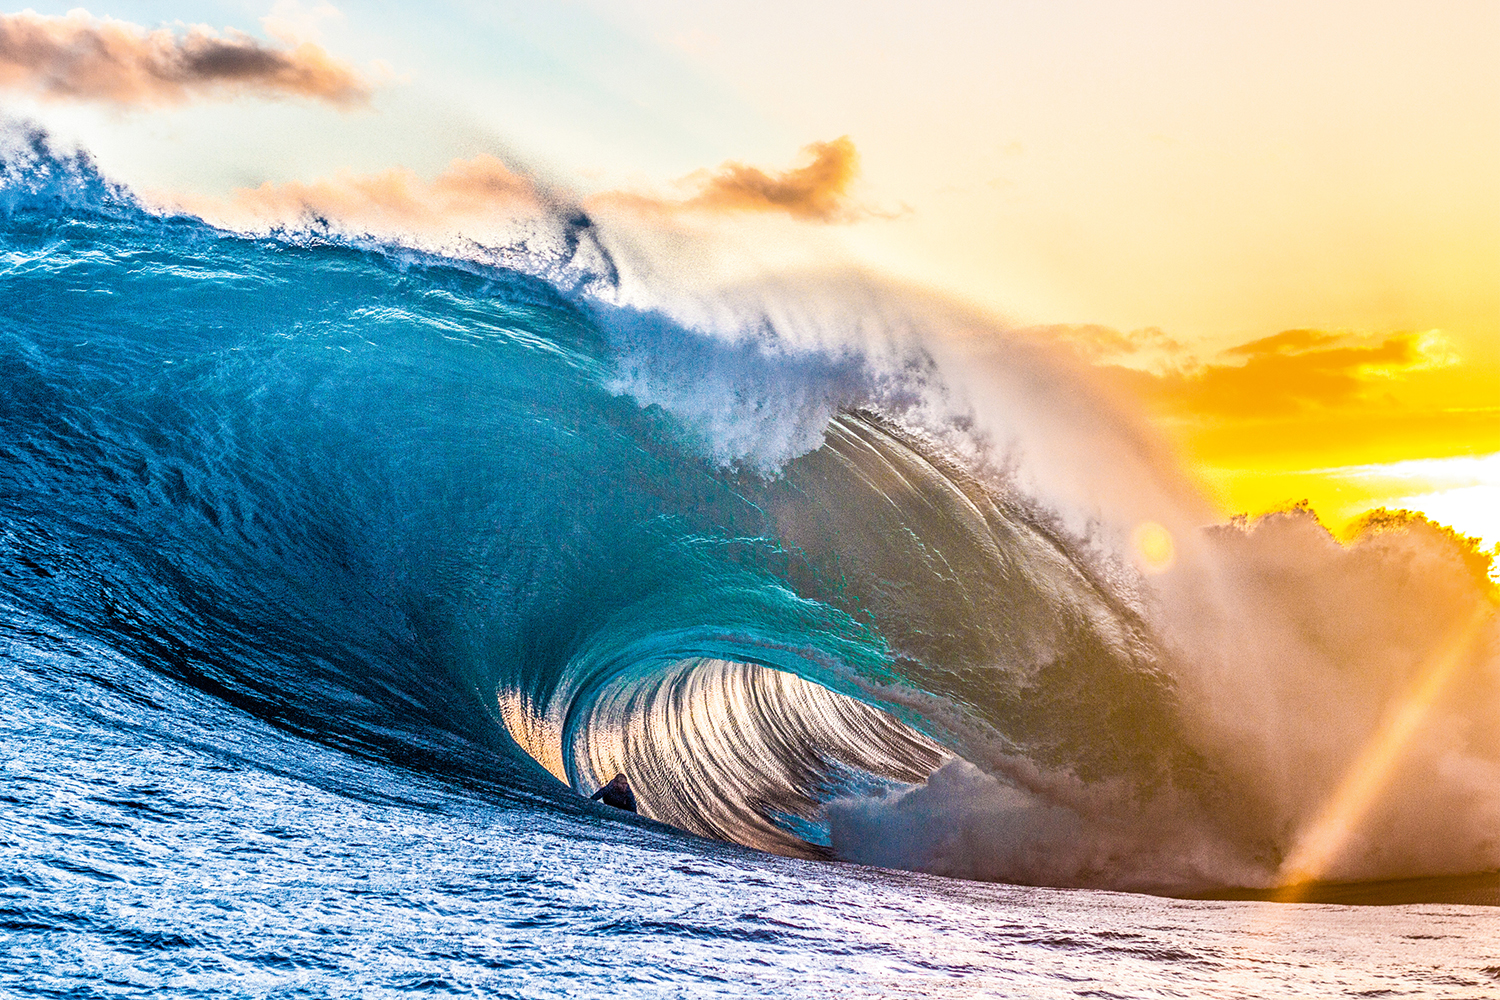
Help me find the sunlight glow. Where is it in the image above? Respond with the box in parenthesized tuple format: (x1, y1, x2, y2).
(1390, 483, 1500, 551)
(497, 687, 569, 782)
(1131, 521, 1176, 574)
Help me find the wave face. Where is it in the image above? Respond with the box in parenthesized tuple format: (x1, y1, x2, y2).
(4, 129, 1498, 897)
(0, 133, 956, 835)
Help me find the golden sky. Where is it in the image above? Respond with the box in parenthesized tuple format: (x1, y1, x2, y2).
(1021, 320, 1496, 535)
(1095, 326, 1500, 544)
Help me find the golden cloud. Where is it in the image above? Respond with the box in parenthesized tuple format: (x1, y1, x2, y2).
(687, 136, 859, 220)
(185, 138, 873, 237)
(1106, 329, 1455, 420)
(594, 136, 866, 222)
(0, 10, 370, 107)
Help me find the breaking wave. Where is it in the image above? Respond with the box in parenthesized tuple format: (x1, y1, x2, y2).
(3, 124, 1496, 898)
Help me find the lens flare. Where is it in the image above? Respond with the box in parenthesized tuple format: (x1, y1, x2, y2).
(1132, 521, 1176, 574)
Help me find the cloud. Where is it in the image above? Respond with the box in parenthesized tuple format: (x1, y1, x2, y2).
(687, 136, 859, 220)
(1223, 328, 1337, 357)
(1106, 329, 1455, 420)
(0, 9, 370, 108)
(182, 139, 873, 239)
(594, 136, 868, 223)
(176, 154, 544, 235)
(1023, 323, 1185, 364)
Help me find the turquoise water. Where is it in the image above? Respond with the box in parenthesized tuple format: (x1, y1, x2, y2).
(4, 127, 1499, 997)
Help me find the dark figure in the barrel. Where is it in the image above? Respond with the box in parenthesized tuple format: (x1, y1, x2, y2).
(589, 773, 637, 813)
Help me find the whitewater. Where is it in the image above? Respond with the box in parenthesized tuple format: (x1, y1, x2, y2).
(3, 126, 1499, 997)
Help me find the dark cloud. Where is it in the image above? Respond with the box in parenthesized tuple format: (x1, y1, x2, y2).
(0, 10, 370, 108)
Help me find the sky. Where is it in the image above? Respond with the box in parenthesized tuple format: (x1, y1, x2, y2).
(4, 1, 1497, 549)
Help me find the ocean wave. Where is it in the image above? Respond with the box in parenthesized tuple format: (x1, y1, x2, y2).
(3, 123, 1496, 897)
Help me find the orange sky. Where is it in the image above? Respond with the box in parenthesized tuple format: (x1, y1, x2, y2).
(1072, 325, 1500, 539)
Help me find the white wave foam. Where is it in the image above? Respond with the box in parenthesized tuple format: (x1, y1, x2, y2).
(1161, 509, 1500, 883)
(596, 302, 932, 473)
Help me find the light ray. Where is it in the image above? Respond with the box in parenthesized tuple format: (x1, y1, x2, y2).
(1275, 601, 1494, 898)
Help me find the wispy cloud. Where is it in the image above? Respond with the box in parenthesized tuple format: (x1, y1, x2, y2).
(176, 154, 543, 234)
(0, 9, 370, 108)
(595, 136, 870, 222)
(1023, 323, 1186, 364)
(181, 138, 878, 237)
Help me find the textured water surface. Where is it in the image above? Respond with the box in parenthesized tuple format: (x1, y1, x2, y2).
(4, 129, 1500, 999)
(6, 605, 1498, 998)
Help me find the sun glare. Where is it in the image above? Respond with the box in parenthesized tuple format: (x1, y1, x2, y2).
(1131, 521, 1176, 574)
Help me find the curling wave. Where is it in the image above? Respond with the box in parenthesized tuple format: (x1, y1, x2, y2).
(3, 125, 1497, 898)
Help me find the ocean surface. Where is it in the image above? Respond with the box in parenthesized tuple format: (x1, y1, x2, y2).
(4, 127, 1499, 997)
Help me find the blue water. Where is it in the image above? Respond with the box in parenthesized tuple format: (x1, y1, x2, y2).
(8, 628, 1498, 998)
(4, 127, 1500, 997)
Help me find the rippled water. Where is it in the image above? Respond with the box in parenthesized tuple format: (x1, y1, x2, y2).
(7, 631, 1499, 998)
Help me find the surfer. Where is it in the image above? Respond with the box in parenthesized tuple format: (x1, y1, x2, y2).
(589, 773, 637, 813)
